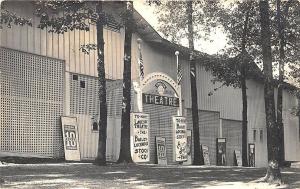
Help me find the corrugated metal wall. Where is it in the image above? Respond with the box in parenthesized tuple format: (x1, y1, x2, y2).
(246, 79, 268, 167)
(186, 109, 220, 165)
(283, 91, 300, 161)
(143, 104, 178, 164)
(1, 2, 125, 79)
(181, 62, 243, 121)
(222, 119, 242, 166)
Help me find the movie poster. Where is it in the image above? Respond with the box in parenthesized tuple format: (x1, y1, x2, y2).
(202, 145, 210, 165)
(61, 116, 81, 161)
(173, 116, 187, 162)
(130, 113, 150, 162)
(156, 137, 167, 165)
(216, 138, 226, 166)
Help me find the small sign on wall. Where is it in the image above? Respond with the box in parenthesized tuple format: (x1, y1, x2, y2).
(202, 145, 211, 165)
(130, 113, 150, 162)
(248, 143, 255, 167)
(173, 116, 187, 162)
(234, 150, 242, 167)
(156, 137, 167, 165)
(61, 116, 81, 161)
(216, 138, 226, 166)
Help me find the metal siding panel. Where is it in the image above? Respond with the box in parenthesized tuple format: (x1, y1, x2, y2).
(20, 25, 28, 52)
(90, 25, 96, 77)
(27, 23, 34, 53)
(69, 31, 75, 73)
(33, 17, 41, 55)
(84, 29, 90, 75)
(64, 32, 70, 72)
(58, 33, 64, 60)
(186, 109, 220, 165)
(143, 104, 178, 164)
(46, 31, 53, 57)
(222, 119, 242, 166)
(52, 33, 59, 59)
(40, 28, 47, 56)
(75, 30, 80, 74)
(246, 79, 268, 167)
(79, 30, 85, 75)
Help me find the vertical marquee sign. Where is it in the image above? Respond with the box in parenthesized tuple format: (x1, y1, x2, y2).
(173, 116, 187, 162)
(61, 116, 81, 161)
(130, 113, 150, 162)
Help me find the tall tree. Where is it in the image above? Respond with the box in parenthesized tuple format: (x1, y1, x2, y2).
(186, 1, 203, 165)
(259, 0, 281, 183)
(118, 1, 134, 164)
(94, 1, 108, 166)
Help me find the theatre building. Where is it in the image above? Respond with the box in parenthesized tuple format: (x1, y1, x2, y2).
(1, 1, 299, 167)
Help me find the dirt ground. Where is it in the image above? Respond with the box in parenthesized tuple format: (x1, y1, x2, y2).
(0, 163, 299, 189)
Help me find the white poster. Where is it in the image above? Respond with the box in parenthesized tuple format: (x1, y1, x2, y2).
(173, 116, 187, 162)
(156, 137, 167, 165)
(234, 150, 242, 167)
(61, 116, 81, 161)
(202, 145, 211, 165)
(130, 113, 150, 162)
(183, 129, 192, 165)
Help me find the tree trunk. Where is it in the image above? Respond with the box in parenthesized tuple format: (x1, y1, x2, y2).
(241, 66, 248, 167)
(95, 1, 107, 166)
(240, 6, 250, 167)
(276, 0, 285, 167)
(117, 1, 133, 164)
(259, 0, 282, 183)
(187, 1, 203, 165)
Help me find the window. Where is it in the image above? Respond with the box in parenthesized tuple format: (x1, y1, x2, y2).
(73, 75, 78, 80)
(260, 129, 263, 142)
(80, 81, 85, 88)
(253, 129, 257, 142)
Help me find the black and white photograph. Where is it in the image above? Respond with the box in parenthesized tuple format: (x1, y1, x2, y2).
(0, 0, 299, 188)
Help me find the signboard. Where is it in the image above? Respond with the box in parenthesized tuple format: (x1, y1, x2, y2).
(156, 137, 167, 165)
(234, 150, 242, 167)
(130, 113, 150, 162)
(142, 93, 179, 107)
(202, 145, 211, 165)
(248, 143, 255, 167)
(183, 130, 192, 165)
(216, 138, 226, 166)
(61, 116, 81, 161)
(173, 116, 187, 162)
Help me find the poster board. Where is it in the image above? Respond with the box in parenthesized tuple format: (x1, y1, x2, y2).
(130, 113, 150, 162)
(216, 138, 226, 166)
(248, 143, 255, 167)
(61, 116, 81, 161)
(156, 137, 167, 165)
(202, 145, 211, 165)
(183, 130, 192, 165)
(234, 150, 242, 167)
(173, 116, 187, 162)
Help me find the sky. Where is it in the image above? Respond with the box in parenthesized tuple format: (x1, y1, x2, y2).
(133, 1, 228, 55)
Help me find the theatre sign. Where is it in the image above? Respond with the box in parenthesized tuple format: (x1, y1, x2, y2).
(142, 93, 179, 107)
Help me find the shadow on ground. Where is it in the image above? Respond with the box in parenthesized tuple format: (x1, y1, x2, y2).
(0, 163, 299, 188)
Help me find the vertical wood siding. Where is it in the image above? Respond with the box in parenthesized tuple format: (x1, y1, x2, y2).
(1, 2, 124, 79)
(181, 60, 243, 121)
